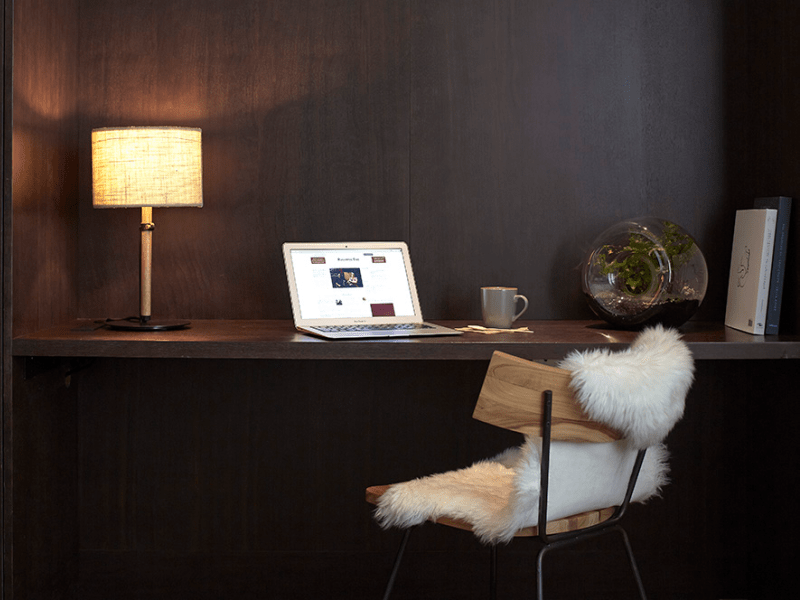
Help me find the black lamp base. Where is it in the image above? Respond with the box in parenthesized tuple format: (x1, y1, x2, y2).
(105, 318, 190, 331)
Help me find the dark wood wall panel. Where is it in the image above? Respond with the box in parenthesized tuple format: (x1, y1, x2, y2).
(74, 1, 738, 324)
(77, 358, 515, 556)
(408, 0, 730, 321)
(7, 0, 81, 592)
(727, 0, 800, 334)
(11, 0, 80, 336)
(73, 357, 797, 598)
(77, 0, 411, 321)
(8, 360, 79, 598)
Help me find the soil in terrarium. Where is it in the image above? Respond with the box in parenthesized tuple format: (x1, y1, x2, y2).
(584, 292, 700, 329)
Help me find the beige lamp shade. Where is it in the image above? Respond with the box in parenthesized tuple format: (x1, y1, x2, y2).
(92, 126, 203, 208)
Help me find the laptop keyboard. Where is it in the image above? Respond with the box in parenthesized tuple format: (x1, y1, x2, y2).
(315, 323, 435, 333)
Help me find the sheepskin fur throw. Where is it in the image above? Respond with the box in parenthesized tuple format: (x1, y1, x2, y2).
(374, 325, 694, 544)
(560, 324, 694, 449)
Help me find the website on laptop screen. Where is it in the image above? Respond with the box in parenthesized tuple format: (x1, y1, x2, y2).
(289, 247, 417, 320)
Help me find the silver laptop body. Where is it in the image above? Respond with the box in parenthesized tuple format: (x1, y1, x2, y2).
(282, 241, 462, 339)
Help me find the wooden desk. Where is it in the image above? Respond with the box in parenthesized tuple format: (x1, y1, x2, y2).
(13, 319, 800, 361)
(9, 319, 800, 599)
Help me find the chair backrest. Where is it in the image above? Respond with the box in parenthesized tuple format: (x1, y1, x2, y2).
(474, 350, 642, 543)
(473, 351, 622, 443)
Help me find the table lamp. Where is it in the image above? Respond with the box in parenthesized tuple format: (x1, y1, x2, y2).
(92, 126, 203, 331)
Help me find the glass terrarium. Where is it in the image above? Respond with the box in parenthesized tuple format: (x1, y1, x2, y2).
(582, 217, 708, 329)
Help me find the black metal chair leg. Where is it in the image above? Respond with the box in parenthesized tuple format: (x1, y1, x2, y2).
(534, 530, 647, 600)
(382, 528, 412, 600)
(535, 544, 548, 600)
(618, 527, 648, 600)
(490, 544, 498, 600)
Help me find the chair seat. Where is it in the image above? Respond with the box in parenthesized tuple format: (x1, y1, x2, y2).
(366, 484, 616, 538)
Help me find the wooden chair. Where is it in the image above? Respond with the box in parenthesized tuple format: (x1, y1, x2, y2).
(366, 347, 684, 599)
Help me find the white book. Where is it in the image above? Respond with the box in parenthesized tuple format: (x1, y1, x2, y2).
(724, 208, 777, 334)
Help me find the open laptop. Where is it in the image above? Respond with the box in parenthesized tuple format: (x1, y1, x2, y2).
(282, 241, 462, 339)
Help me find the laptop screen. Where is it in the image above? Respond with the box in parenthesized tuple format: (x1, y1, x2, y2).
(286, 245, 418, 321)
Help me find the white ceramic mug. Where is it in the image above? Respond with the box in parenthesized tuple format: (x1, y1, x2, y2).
(481, 287, 529, 329)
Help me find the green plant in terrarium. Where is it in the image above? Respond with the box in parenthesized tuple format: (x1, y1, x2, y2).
(595, 221, 696, 296)
(582, 217, 707, 328)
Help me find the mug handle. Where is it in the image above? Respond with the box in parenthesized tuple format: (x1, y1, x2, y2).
(513, 295, 529, 322)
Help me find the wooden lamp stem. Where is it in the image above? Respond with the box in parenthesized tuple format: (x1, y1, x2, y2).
(105, 207, 188, 331)
(140, 207, 154, 324)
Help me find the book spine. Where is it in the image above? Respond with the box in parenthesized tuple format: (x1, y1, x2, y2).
(753, 211, 777, 334)
(754, 197, 792, 334)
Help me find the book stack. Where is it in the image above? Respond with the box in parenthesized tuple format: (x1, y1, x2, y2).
(724, 197, 792, 335)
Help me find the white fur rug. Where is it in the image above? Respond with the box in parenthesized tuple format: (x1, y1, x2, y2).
(374, 325, 694, 544)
